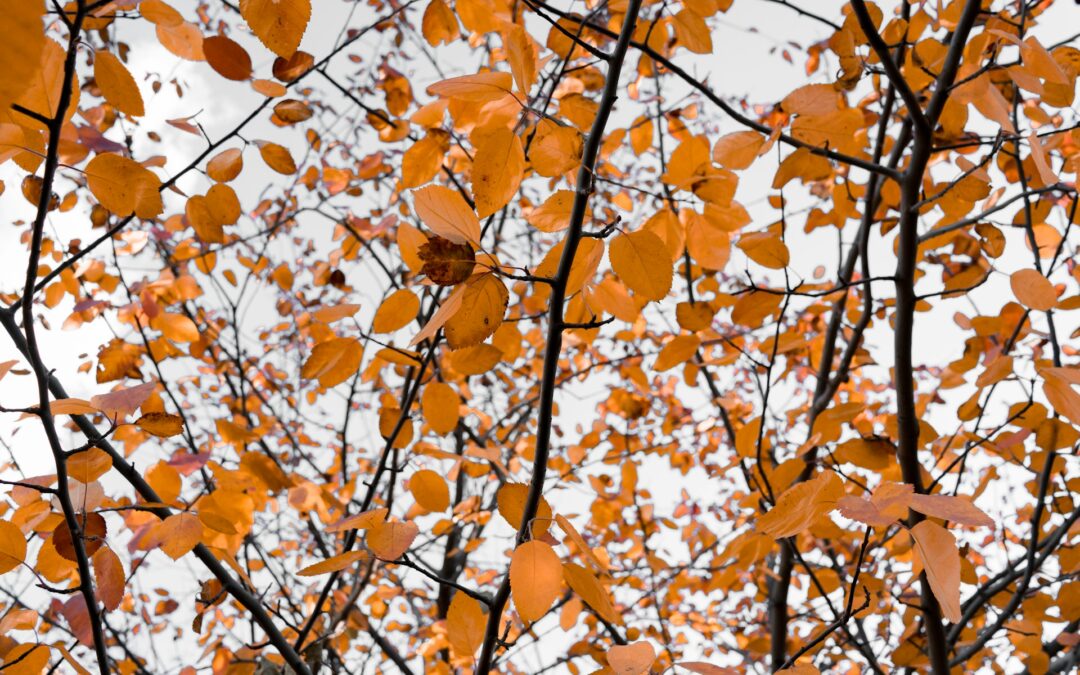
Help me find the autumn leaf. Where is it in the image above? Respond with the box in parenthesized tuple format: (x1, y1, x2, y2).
(0, 521, 27, 574)
(443, 274, 509, 349)
(910, 520, 962, 623)
(413, 184, 481, 245)
(416, 237, 474, 287)
(428, 72, 513, 102)
(609, 230, 673, 301)
(409, 470, 450, 512)
(297, 550, 366, 576)
(240, 0, 311, 58)
(94, 51, 145, 117)
(421, 382, 460, 436)
(510, 540, 562, 622)
(85, 153, 164, 218)
(366, 519, 418, 560)
(608, 641, 656, 675)
(758, 471, 844, 539)
(447, 592, 486, 658)
(472, 126, 525, 218)
(136, 412, 184, 438)
(301, 337, 363, 388)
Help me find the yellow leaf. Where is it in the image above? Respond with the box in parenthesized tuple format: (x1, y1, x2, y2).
(510, 540, 562, 622)
(610, 230, 673, 301)
(421, 382, 460, 436)
(444, 274, 509, 349)
(1010, 269, 1056, 311)
(428, 71, 513, 102)
(497, 483, 552, 537)
(413, 184, 481, 245)
(366, 519, 418, 560)
(608, 641, 656, 675)
(85, 153, 164, 219)
(297, 550, 366, 576)
(447, 592, 485, 658)
(712, 131, 765, 170)
(239, 0, 311, 58)
(472, 126, 525, 218)
(563, 562, 620, 624)
(94, 51, 144, 116)
(0, 520, 27, 574)
(136, 412, 185, 438)
(373, 289, 420, 334)
(757, 471, 843, 539)
(409, 469, 450, 512)
(910, 520, 961, 622)
(0, 0, 46, 112)
(301, 337, 362, 388)
(654, 335, 701, 372)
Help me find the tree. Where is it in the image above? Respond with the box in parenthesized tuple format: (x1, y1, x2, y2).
(0, 0, 1077, 672)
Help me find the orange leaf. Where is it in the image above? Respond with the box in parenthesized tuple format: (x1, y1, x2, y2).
(158, 513, 202, 560)
(85, 153, 164, 219)
(497, 483, 552, 537)
(609, 230, 673, 302)
(297, 550, 366, 576)
(257, 141, 298, 175)
(654, 335, 701, 372)
(421, 382, 460, 436)
(608, 641, 656, 675)
(910, 520, 962, 622)
(409, 470, 450, 512)
(67, 448, 112, 483)
(203, 35, 253, 81)
(428, 72, 513, 102)
(563, 562, 620, 624)
(136, 412, 185, 438)
(372, 289, 420, 333)
(366, 519, 418, 560)
(92, 545, 125, 611)
(325, 508, 388, 533)
(94, 51, 145, 117)
(713, 131, 765, 170)
(239, 0, 311, 58)
(510, 540, 562, 622)
(758, 471, 843, 539)
(413, 184, 481, 245)
(206, 148, 244, 182)
(444, 274, 509, 349)
(301, 337, 363, 388)
(472, 126, 525, 218)
(447, 592, 485, 658)
(0, 520, 27, 574)
(1010, 269, 1056, 311)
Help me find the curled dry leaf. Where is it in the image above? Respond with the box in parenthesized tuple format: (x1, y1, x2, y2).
(418, 235, 476, 286)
